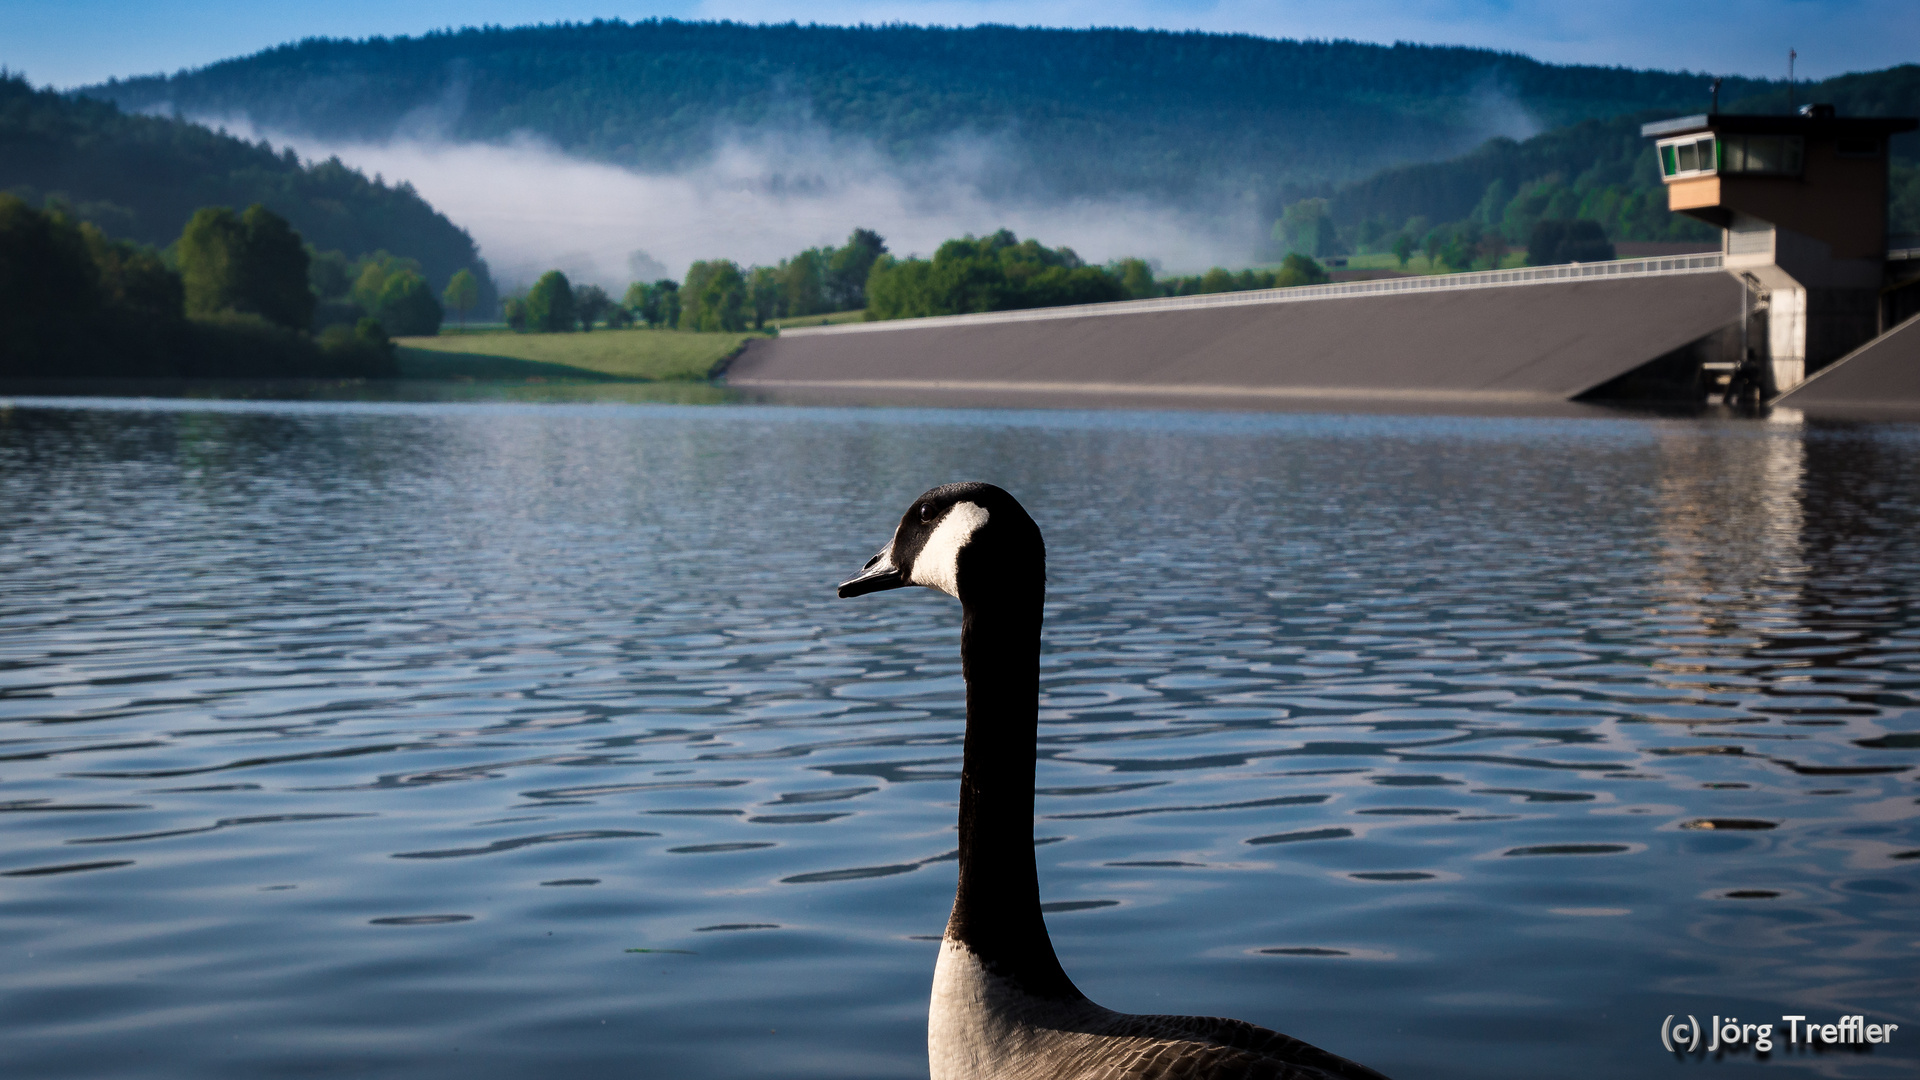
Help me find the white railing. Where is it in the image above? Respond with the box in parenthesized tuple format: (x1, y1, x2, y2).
(782, 254, 1729, 337)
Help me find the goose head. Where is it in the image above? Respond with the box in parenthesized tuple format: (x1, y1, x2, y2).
(837, 482, 1043, 605)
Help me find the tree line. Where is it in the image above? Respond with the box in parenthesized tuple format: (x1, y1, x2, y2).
(1, 195, 421, 378)
(497, 227, 1333, 335)
(500, 229, 889, 333)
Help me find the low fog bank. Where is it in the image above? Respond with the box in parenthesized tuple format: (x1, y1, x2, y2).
(212, 119, 1259, 293)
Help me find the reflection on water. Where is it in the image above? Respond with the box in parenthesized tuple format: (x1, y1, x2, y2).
(0, 398, 1915, 1079)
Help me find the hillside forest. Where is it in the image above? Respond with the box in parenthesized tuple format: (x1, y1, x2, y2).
(0, 73, 497, 318)
(87, 20, 1782, 204)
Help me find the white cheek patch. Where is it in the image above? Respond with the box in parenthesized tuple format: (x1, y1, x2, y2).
(910, 502, 989, 599)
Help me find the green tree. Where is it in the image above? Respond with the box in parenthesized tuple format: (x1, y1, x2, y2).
(1275, 253, 1330, 286)
(176, 205, 313, 329)
(1196, 267, 1236, 294)
(1476, 230, 1510, 270)
(626, 279, 680, 328)
(825, 228, 887, 310)
(681, 260, 746, 331)
(748, 265, 781, 328)
(238, 204, 312, 329)
(442, 268, 479, 326)
(622, 280, 650, 323)
(526, 270, 576, 332)
(373, 269, 443, 335)
(657, 281, 681, 328)
(1273, 198, 1341, 259)
(864, 230, 1124, 319)
(779, 250, 827, 316)
(0, 194, 111, 371)
(84, 223, 183, 324)
(1391, 233, 1415, 268)
(503, 295, 528, 331)
(177, 204, 313, 329)
(1111, 257, 1157, 299)
(349, 252, 422, 312)
(864, 255, 938, 320)
(308, 247, 354, 301)
(573, 284, 613, 330)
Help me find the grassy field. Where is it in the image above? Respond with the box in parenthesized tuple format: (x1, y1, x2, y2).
(395, 328, 761, 381)
(766, 308, 868, 329)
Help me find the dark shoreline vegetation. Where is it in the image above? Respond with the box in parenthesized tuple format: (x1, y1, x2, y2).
(1, 195, 395, 379)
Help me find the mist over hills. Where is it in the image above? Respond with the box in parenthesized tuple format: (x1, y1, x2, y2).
(89, 20, 1769, 201)
(68, 20, 1794, 281)
(69, 21, 1920, 285)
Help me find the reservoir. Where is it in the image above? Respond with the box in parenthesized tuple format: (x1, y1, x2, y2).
(1, 395, 1915, 1079)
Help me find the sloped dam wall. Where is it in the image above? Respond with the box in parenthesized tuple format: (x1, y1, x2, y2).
(727, 256, 1745, 407)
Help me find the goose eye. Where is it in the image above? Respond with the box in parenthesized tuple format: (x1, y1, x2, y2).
(919, 503, 936, 523)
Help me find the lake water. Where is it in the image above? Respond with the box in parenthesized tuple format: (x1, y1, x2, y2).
(1, 395, 1916, 1079)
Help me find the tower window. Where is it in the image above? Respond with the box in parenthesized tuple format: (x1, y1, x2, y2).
(1657, 135, 1719, 178)
(1721, 135, 1805, 175)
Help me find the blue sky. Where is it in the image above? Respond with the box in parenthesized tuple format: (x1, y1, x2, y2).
(1, 0, 1914, 89)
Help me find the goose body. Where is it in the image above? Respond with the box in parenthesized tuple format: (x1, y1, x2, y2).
(839, 482, 1391, 1080)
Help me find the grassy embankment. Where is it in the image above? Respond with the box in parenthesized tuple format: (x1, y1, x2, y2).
(395, 327, 765, 381)
(766, 308, 869, 329)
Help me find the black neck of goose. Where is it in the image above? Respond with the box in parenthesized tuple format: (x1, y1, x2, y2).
(945, 578, 1081, 1001)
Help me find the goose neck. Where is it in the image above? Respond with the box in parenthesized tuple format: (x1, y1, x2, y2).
(946, 591, 1078, 1000)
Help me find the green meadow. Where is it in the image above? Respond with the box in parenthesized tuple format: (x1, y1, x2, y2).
(395, 328, 764, 381)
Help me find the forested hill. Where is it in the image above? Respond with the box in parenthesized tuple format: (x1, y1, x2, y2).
(1303, 65, 1920, 251)
(1, 74, 495, 308)
(85, 20, 1773, 197)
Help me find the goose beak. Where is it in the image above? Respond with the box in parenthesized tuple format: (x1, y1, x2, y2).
(838, 545, 907, 598)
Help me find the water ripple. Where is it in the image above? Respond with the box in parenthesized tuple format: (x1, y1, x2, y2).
(0, 400, 1916, 1080)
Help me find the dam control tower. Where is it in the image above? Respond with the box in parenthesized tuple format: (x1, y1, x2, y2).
(1643, 107, 1917, 394)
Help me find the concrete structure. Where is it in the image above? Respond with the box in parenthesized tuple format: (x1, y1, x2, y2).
(1773, 311, 1920, 412)
(1643, 107, 1918, 395)
(730, 256, 1741, 405)
(730, 108, 1920, 412)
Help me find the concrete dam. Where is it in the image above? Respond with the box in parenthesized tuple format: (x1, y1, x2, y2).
(728, 255, 1745, 408)
(731, 107, 1920, 415)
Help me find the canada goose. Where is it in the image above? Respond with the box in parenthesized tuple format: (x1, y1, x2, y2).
(839, 482, 1391, 1080)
